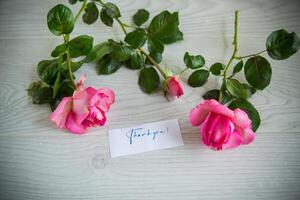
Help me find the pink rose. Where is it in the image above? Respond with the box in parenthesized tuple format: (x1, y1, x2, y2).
(190, 99, 255, 150)
(166, 76, 184, 98)
(49, 75, 115, 134)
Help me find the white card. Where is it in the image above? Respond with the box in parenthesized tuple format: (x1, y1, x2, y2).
(108, 119, 183, 158)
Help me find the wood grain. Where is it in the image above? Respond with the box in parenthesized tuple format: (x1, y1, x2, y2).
(0, 0, 300, 199)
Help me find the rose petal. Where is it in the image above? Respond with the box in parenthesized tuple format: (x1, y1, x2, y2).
(49, 97, 72, 129)
(222, 130, 243, 149)
(210, 115, 232, 146)
(233, 108, 252, 129)
(210, 99, 234, 118)
(72, 90, 90, 124)
(98, 88, 115, 105)
(190, 100, 212, 126)
(201, 112, 217, 146)
(65, 112, 86, 134)
(85, 87, 97, 97)
(90, 88, 115, 112)
(83, 107, 107, 128)
(239, 128, 256, 145)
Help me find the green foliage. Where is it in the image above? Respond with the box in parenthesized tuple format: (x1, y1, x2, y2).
(125, 51, 144, 70)
(84, 42, 113, 63)
(147, 37, 164, 54)
(100, 8, 114, 27)
(202, 89, 231, 104)
(97, 55, 122, 75)
(47, 4, 74, 36)
(184, 52, 205, 69)
(244, 56, 272, 90)
(210, 63, 224, 75)
(125, 29, 148, 49)
(266, 29, 300, 60)
(68, 0, 78, 5)
(133, 9, 150, 26)
(82, 2, 99, 25)
(103, 2, 121, 18)
(188, 69, 209, 87)
(148, 11, 183, 44)
(232, 60, 243, 74)
(138, 67, 160, 94)
(226, 79, 247, 99)
(68, 35, 93, 57)
(37, 59, 59, 85)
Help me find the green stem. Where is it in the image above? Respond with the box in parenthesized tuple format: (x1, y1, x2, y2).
(140, 49, 168, 79)
(115, 15, 168, 79)
(236, 49, 267, 59)
(63, 34, 76, 88)
(97, 0, 105, 5)
(122, 22, 138, 29)
(218, 10, 239, 103)
(179, 67, 189, 77)
(115, 18, 128, 35)
(74, 0, 88, 23)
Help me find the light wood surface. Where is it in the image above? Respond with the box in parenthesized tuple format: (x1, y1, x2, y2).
(0, 0, 300, 199)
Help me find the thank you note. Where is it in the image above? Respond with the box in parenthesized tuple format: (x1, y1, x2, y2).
(108, 119, 183, 157)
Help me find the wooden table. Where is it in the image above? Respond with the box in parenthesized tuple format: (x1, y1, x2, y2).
(1, 0, 300, 199)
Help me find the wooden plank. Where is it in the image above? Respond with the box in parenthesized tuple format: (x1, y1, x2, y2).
(0, 0, 300, 199)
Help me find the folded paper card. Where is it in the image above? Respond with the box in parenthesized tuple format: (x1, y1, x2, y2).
(108, 119, 184, 158)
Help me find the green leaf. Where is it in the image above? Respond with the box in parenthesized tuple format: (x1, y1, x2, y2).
(32, 87, 53, 104)
(27, 81, 48, 96)
(188, 69, 209, 87)
(51, 44, 67, 57)
(133, 9, 150, 26)
(68, 0, 77, 4)
(125, 51, 144, 70)
(228, 99, 261, 132)
(148, 11, 181, 44)
(210, 63, 224, 75)
(226, 79, 248, 99)
(266, 29, 300, 60)
(244, 56, 272, 90)
(37, 59, 59, 85)
(100, 8, 113, 27)
(110, 43, 132, 62)
(155, 12, 183, 44)
(47, 4, 74, 36)
(160, 29, 183, 44)
(97, 55, 122, 75)
(61, 60, 83, 72)
(221, 79, 227, 92)
(125, 29, 147, 49)
(242, 83, 256, 98)
(147, 36, 164, 53)
(103, 3, 121, 18)
(138, 67, 160, 94)
(53, 71, 61, 98)
(82, 2, 99, 25)
(148, 51, 162, 64)
(68, 35, 93, 58)
(58, 80, 74, 97)
(184, 52, 205, 69)
(84, 42, 113, 63)
(202, 89, 231, 104)
(49, 80, 75, 111)
(233, 60, 243, 74)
